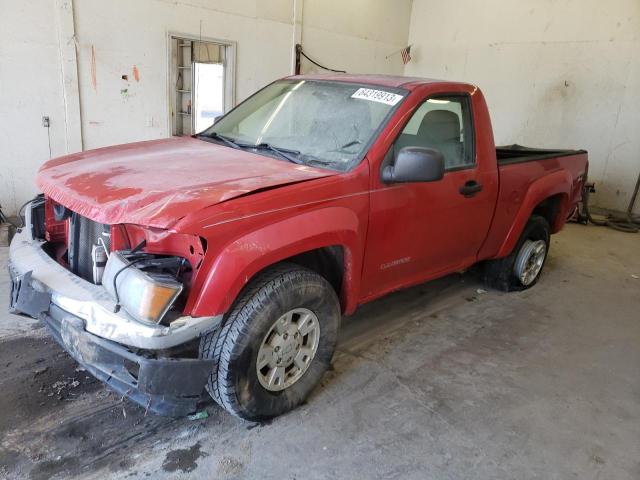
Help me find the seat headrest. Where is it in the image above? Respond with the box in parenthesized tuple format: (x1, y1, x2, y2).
(417, 110, 460, 142)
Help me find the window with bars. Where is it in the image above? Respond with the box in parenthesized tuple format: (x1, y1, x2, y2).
(169, 35, 235, 136)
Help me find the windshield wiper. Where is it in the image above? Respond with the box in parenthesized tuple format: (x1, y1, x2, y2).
(197, 132, 241, 149)
(198, 134, 315, 167)
(252, 143, 303, 165)
(304, 157, 335, 167)
(339, 140, 362, 150)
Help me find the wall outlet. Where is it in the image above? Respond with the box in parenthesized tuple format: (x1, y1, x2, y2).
(42, 116, 50, 127)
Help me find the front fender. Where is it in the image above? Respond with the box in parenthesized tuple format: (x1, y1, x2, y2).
(496, 169, 572, 258)
(190, 206, 364, 317)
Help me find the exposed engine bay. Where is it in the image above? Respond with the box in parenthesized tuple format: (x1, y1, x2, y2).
(29, 195, 201, 327)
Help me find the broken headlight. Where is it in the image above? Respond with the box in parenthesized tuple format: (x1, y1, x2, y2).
(102, 252, 184, 324)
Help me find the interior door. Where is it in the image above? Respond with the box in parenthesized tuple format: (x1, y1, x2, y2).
(361, 94, 496, 299)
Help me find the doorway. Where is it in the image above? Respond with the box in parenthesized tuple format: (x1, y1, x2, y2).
(168, 34, 236, 136)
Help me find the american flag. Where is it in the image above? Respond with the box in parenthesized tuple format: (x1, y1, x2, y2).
(401, 45, 412, 64)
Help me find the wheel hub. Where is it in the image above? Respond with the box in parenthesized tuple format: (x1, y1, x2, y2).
(270, 325, 302, 366)
(256, 308, 320, 391)
(514, 239, 547, 286)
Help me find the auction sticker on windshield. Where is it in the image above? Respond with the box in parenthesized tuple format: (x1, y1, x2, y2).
(351, 88, 404, 106)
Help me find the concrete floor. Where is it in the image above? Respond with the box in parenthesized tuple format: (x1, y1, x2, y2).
(0, 223, 638, 479)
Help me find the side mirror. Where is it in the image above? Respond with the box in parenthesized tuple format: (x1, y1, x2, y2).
(381, 147, 444, 183)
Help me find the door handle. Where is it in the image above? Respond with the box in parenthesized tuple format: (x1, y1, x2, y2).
(459, 180, 483, 198)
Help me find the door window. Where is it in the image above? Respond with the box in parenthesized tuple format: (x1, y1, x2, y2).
(395, 96, 474, 170)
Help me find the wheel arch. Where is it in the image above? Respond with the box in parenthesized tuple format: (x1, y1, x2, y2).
(284, 246, 345, 299)
(190, 207, 363, 317)
(495, 170, 572, 258)
(531, 193, 566, 233)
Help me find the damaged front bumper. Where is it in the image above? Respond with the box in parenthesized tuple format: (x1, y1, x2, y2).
(8, 210, 222, 416)
(40, 301, 212, 416)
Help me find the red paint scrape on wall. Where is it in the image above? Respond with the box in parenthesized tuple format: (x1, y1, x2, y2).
(133, 65, 140, 82)
(90, 46, 97, 91)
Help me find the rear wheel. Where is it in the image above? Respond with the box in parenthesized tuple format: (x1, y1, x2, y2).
(199, 263, 340, 420)
(484, 215, 550, 291)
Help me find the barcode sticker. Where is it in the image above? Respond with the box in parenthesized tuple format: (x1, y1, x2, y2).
(351, 88, 404, 106)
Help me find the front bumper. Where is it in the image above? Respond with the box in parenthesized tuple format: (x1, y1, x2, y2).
(10, 267, 214, 415)
(7, 206, 223, 416)
(9, 225, 222, 350)
(54, 305, 214, 416)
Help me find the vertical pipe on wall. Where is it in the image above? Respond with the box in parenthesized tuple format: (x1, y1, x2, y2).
(55, 0, 83, 153)
(291, 0, 304, 74)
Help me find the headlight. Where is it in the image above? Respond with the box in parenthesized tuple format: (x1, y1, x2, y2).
(103, 252, 183, 324)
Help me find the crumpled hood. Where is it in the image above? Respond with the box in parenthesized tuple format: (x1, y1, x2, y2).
(37, 137, 335, 229)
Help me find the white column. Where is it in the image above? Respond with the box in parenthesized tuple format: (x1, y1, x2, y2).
(55, 0, 83, 153)
(291, 0, 304, 74)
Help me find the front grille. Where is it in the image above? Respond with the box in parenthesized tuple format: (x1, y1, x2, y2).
(68, 212, 110, 283)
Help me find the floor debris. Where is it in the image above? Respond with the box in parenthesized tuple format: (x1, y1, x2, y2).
(187, 410, 209, 421)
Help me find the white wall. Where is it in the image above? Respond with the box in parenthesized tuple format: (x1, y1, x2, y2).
(73, 0, 295, 150)
(0, 1, 68, 215)
(0, 0, 412, 216)
(405, 0, 640, 212)
(300, 0, 412, 75)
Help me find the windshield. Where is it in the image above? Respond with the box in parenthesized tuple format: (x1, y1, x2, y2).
(200, 80, 406, 171)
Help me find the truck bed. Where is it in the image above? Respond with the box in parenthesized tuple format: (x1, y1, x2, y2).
(497, 144, 587, 166)
(479, 144, 588, 260)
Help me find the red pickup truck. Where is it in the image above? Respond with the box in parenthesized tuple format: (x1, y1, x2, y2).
(9, 74, 588, 420)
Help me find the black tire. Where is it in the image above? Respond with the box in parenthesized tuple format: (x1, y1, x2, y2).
(484, 215, 550, 292)
(199, 263, 341, 420)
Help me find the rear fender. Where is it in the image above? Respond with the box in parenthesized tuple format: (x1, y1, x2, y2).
(190, 207, 363, 317)
(496, 169, 572, 258)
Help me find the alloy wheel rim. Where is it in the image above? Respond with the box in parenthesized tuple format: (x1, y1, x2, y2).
(514, 239, 547, 286)
(256, 308, 320, 392)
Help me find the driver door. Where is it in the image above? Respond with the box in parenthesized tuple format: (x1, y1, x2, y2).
(361, 94, 496, 300)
